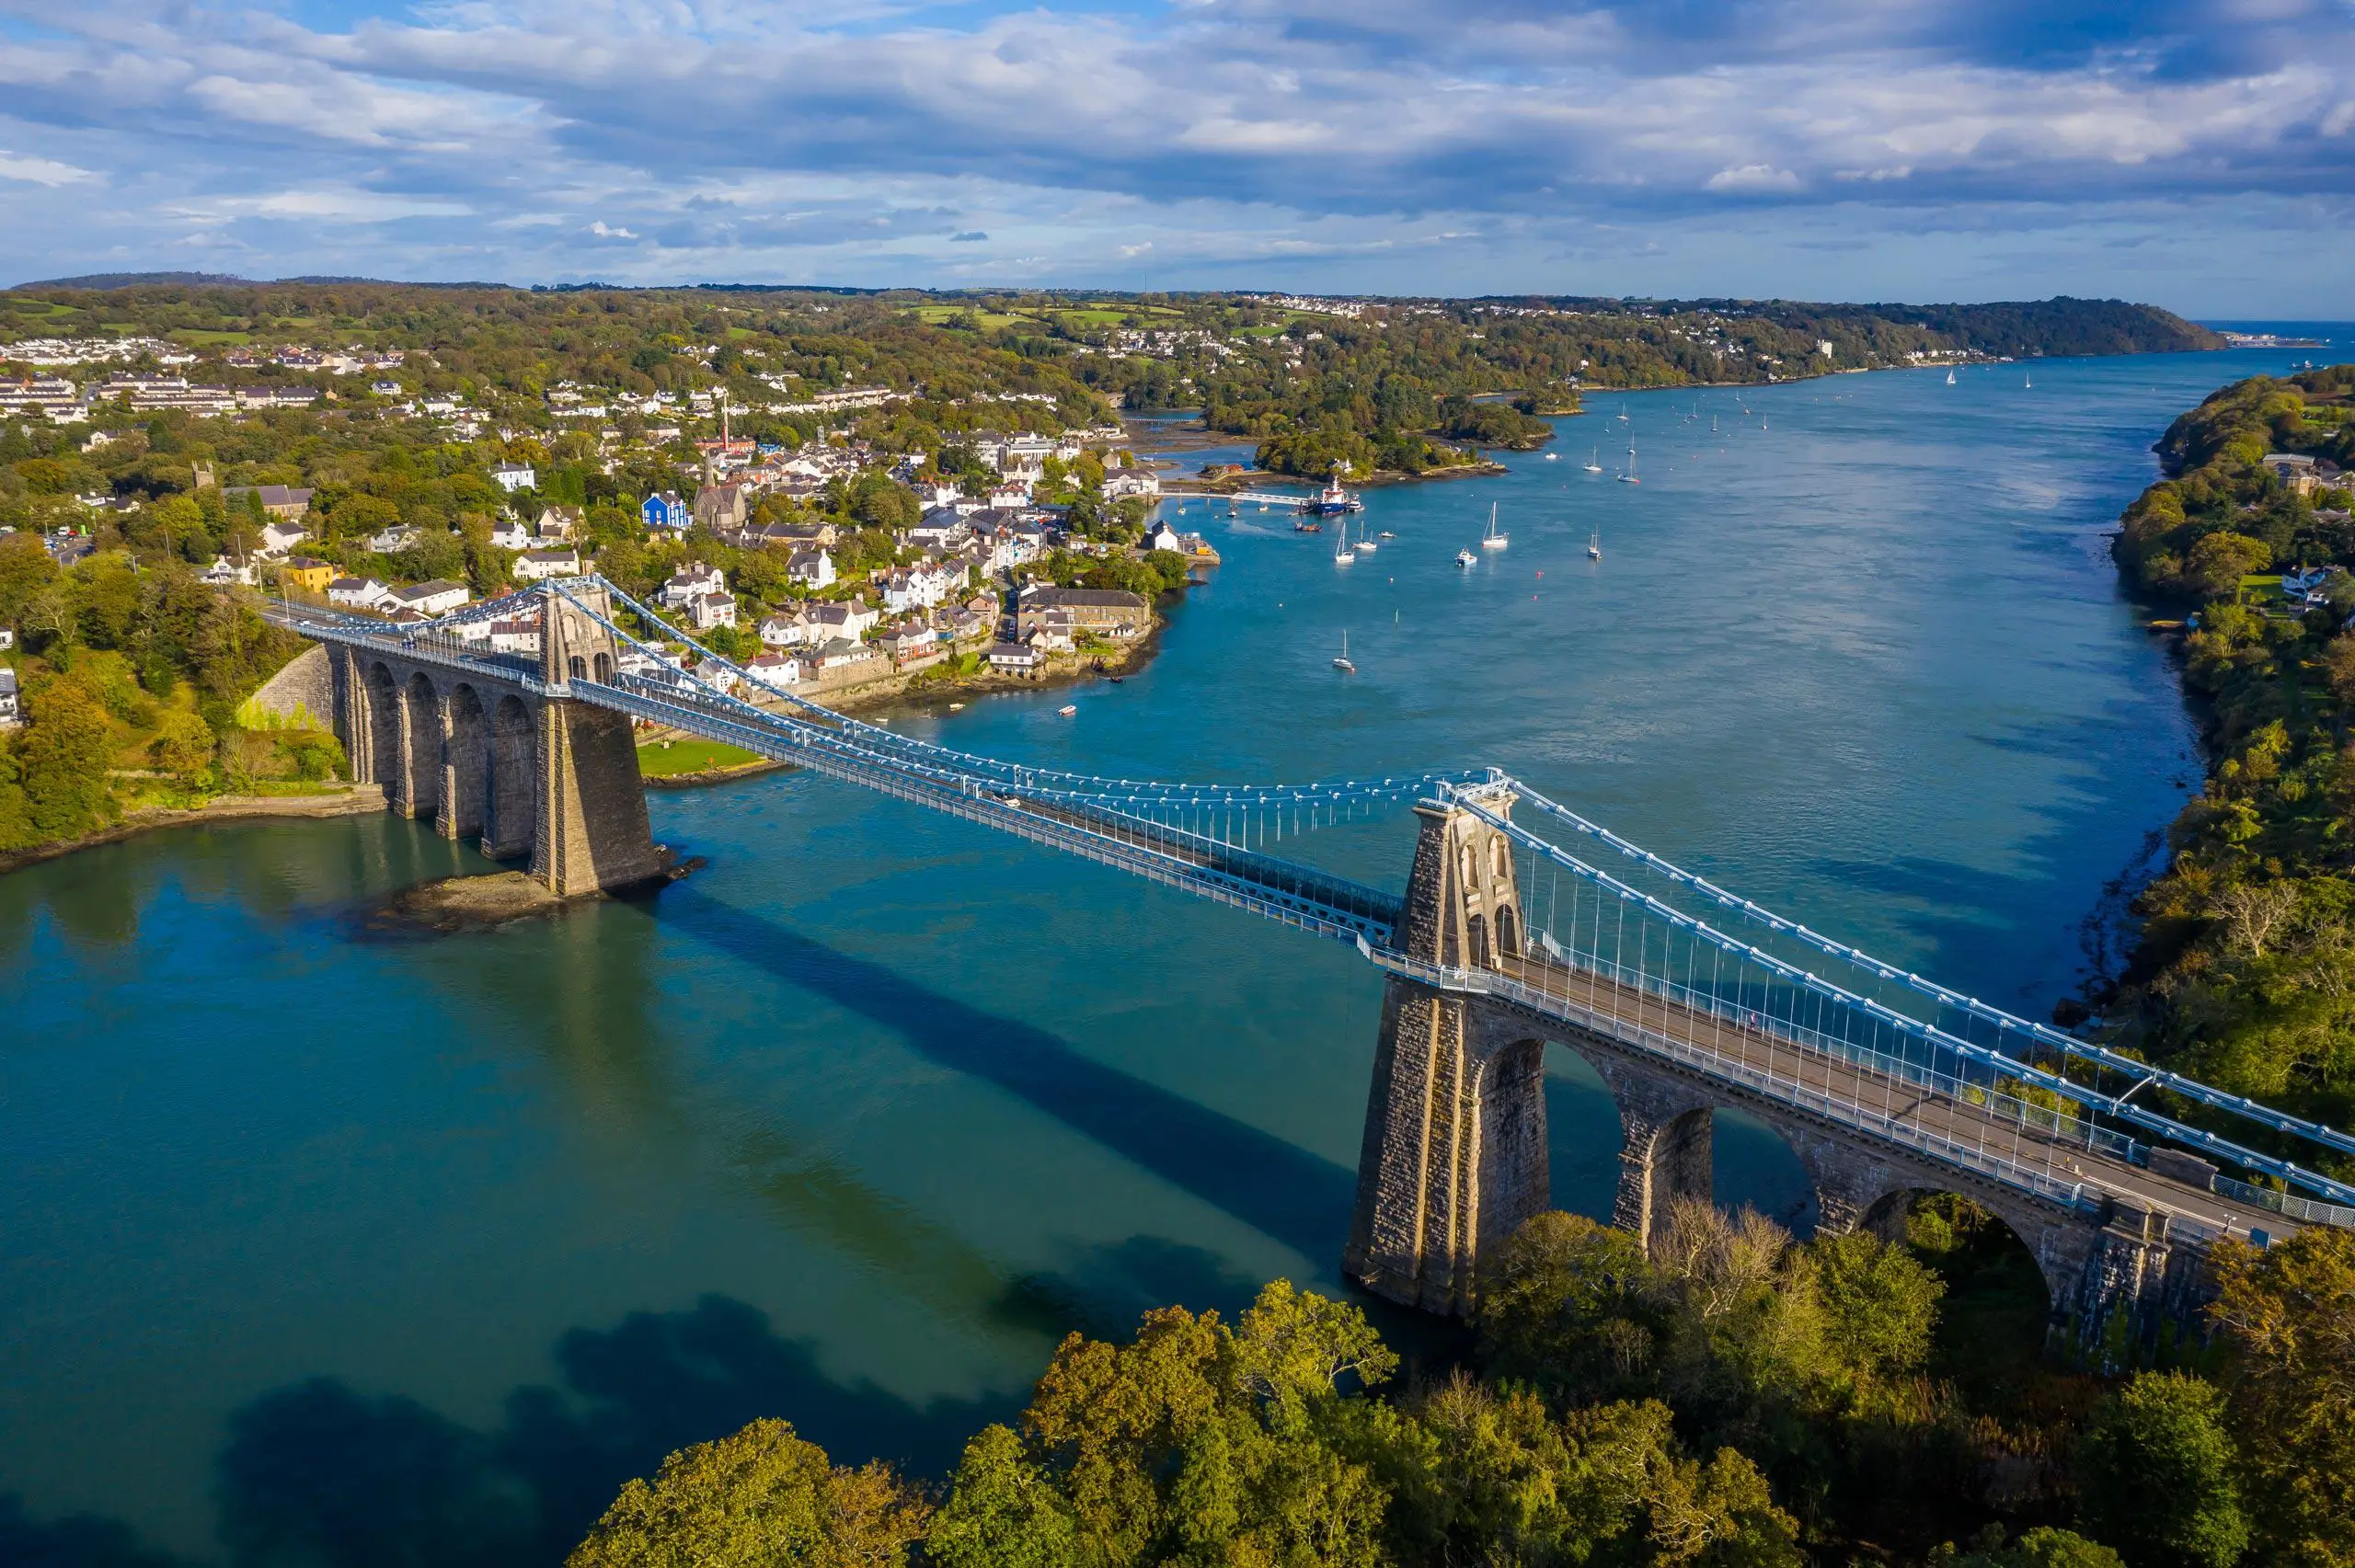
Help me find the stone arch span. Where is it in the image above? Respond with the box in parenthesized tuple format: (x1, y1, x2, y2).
(362, 661, 401, 787)
(397, 671, 442, 820)
(440, 683, 488, 841)
(484, 694, 537, 860)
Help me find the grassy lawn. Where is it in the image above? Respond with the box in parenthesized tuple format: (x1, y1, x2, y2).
(638, 738, 764, 775)
(173, 328, 252, 345)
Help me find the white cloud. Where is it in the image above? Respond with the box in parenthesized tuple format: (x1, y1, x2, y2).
(0, 150, 97, 186)
(1706, 163, 1802, 192)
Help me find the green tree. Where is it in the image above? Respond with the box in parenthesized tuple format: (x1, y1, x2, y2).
(1811, 1228, 1945, 1381)
(2184, 532, 2270, 599)
(2210, 1229, 2355, 1567)
(16, 673, 118, 842)
(149, 709, 216, 789)
(1936, 1526, 2129, 1568)
(929, 1425, 1082, 1568)
(2077, 1371, 2246, 1568)
(1479, 1210, 1659, 1398)
(0, 529, 58, 625)
(566, 1417, 928, 1568)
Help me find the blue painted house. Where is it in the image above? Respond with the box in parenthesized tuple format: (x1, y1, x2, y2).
(641, 491, 688, 532)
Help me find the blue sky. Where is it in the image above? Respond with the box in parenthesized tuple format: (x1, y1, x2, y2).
(2, 0, 2351, 311)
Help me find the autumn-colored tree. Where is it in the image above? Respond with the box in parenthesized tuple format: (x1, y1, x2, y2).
(566, 1417, 928, 1568)
(2210, 1228, 2355, 1566)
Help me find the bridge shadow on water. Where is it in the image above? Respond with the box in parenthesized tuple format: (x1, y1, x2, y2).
(2, 1294, 1001, 1568)
(654, 884, 1360, 1264)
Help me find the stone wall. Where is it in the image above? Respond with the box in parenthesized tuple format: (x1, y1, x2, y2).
(237, 644, 333, 730)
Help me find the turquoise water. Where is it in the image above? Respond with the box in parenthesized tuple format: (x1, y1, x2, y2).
(1, 345, 2324, 1563)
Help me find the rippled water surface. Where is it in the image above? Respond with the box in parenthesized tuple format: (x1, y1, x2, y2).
(8, 345, 2331, 1562)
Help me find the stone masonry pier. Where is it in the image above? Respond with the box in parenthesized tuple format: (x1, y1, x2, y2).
(324, 582, 666, 897)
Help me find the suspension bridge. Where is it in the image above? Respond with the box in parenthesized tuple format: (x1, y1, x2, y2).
(277, 577, 2355, 1357)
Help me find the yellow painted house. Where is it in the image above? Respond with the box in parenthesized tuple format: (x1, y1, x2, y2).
(279, 556, 335, 594)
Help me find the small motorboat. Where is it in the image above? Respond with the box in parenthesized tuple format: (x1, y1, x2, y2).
(1455, 548, 1478, 567)
(1107, 675, 1124, 684)
(1545, 452, 1558, 461)
(1057, 704, 1076, 716)
(1293, 520, 1323, 532)
(948, 702, 964, 710)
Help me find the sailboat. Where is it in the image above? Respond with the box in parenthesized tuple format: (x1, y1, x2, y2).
(1618, 441, 1640, 484)
(1334, 520, 1356, 566)
(1481, 502, 1509, 550)
(1356, 516, 1378, 554)
(1946, 368, 1956, 385)
(2024, 372, 2033, 389)
(1333, 630, 1354, 673)
(1588, 528, 1602, 561)
(1583, 445, 1603, 474)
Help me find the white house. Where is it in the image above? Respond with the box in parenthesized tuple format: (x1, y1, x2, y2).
(986, 482, 1031, 509)
(488, 517, 532, 552)
(1103, 467, 1162, 500)
(327, 576, 393, 609)
(661, 561, 728, 612)
(809, 636, 879, 672)
(0, 667, 17, 724)
(759, 611, 817, 648)
(687, 590, 739, 631)
(367, 524, 420, 555)
(490, 462, 536, 493)
(535, 505, 584, 539)
(1146, 521, 1185, 554)
(390, 579, 471, 616)
(487, 617, 542, 655)
(201, 556, 255, 587)
(810, 596, 879, 644)
(787, 549, 835, 589)
(514, 547, 582, 582)
(744, 651, 803, 691)
(258, 521, 309, 557)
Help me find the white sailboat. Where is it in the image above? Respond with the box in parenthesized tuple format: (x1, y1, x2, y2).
(2024, 372, 2033, 389)
(1588, 528, 1602, 561)
(1583, 445, 1603, 474)
(1334, 518, 1356, 566)
(1946, 368, 1956, 385)
(1618, 441, 1640, 484)
(1333, 629, 1354, 673)
(1481, 502, 1509, 550)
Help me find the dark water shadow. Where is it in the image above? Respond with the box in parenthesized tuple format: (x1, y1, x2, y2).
(7, 1293, 1012, 1568)
(655, 884, 1357, 1261)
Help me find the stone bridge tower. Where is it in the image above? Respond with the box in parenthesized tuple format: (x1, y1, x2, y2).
(1343, 793, 1544, 1316)
(327, 582, 666, 898)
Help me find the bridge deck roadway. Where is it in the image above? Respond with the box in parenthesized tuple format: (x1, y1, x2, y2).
(1482, 951, 2288, 1247)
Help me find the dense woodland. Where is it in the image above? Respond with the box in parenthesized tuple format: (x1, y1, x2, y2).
(2107, 368, 2355, 1134)
(557, 1205, 2351, 1568)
